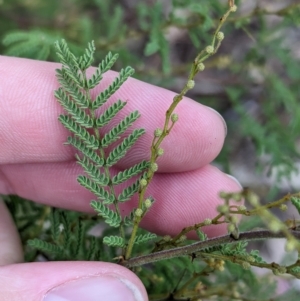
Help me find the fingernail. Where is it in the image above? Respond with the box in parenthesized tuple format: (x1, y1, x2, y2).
(226, 174, 243, 189)
(207, 107, 227, 136)
(43, 275, 144, 301)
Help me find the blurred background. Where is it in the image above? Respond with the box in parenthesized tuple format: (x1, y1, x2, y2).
(1, 0, 300, 294)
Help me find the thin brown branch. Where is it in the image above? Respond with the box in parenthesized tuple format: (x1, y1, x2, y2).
(124, 230, 300, 268)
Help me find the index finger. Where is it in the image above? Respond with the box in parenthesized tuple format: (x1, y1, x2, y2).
(0, 56, 226, 172)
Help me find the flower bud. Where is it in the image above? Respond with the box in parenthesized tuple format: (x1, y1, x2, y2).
(139, 178, 147, 187)
(242, 261, 251, 270)
(227, 223, 235, 233)
(171, 113, 179, 122)
(157, 148, 164, 156)
(197, 62, 205, 71)
(230, 216, 238, 224)
(217, 205, 229, 213)
(135, 208, 143, 217)
(154, 128, 163, 137)
(238, 205, 247, 211)
(150, 163, 158, 172)
(279, 204, 287, 211)
(178, 235, 187, 242)
(231, 5, 237, 12)
(163, 235, 171, 242)
(216, 32, 224, 41)
(187, 80, 195, 89)
(144, 198, 152, 209)
(205, 45, 214, 54)
(203, 218, 212, 225)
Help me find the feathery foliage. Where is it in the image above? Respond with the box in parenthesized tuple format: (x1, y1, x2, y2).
(54, 39, 150, 249)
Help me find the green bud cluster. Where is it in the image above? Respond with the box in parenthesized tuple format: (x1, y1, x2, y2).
(203, 218, 212, 225)
(144, 198, 152, 209)
(186, 80, 195, 89)
(171, 113, 179, 123)
(238, 205, 247, 211)
(163, 235, 171, 242)
(197, 62, 205, 71)
(231, 5, 237, 12)
(150, 163, 158, 172)
(135, 208, 143, 217)
(242, 261, 251, 270)
(140, 178, 147, 187)
(217, 205, 229, 213)
(154, 128, 163, 137)
(157, 148, 164, 156)
(205, 45, 214, 54)
(216, 32, 224, 41)
(177, 235, 187, 242)
(279, 204, 287, 211)
(227, 223, 235, 233)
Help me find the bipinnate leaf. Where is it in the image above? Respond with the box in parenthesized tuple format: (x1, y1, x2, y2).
(91, 200, 121, 227)
(55, 39, 148, 246)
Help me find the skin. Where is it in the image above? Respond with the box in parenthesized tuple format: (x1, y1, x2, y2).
(0, 56, 241, 300)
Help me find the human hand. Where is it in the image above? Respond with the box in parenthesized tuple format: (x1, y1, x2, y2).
(0, 56, 241, 301)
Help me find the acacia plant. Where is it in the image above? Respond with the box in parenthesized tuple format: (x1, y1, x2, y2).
(3, 2, 300, 301)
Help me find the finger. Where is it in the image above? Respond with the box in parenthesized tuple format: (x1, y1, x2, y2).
(0, 261, 148, 301)
(0, 162, 241, 237)
(0, 198, 23, 265)
(0, 56, 226, 172)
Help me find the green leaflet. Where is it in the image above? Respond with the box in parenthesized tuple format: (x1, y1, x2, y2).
(112, 160, 149, 185)
(106, 128, 145, 167)
(28, 238, 62, 254)
(91, 67, 134, 109)
(91, 200, 122, 227)
(95, 99, 127, 127)
(103, 235, 125, 247)
(58, 115, 99, 149)
(77, 176, 114, 204)
(134, 233, 157, 245)
(101, 110, 141, 148)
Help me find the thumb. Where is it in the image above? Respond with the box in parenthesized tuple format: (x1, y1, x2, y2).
(0, 199, 148, 301)
(0, 261, 148, 301)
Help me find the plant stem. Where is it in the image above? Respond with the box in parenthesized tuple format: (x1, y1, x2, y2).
(125, 5, 235, 260)
(124, 230, 300, 268)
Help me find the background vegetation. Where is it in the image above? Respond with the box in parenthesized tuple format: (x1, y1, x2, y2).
(1, 0, 300, 300)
